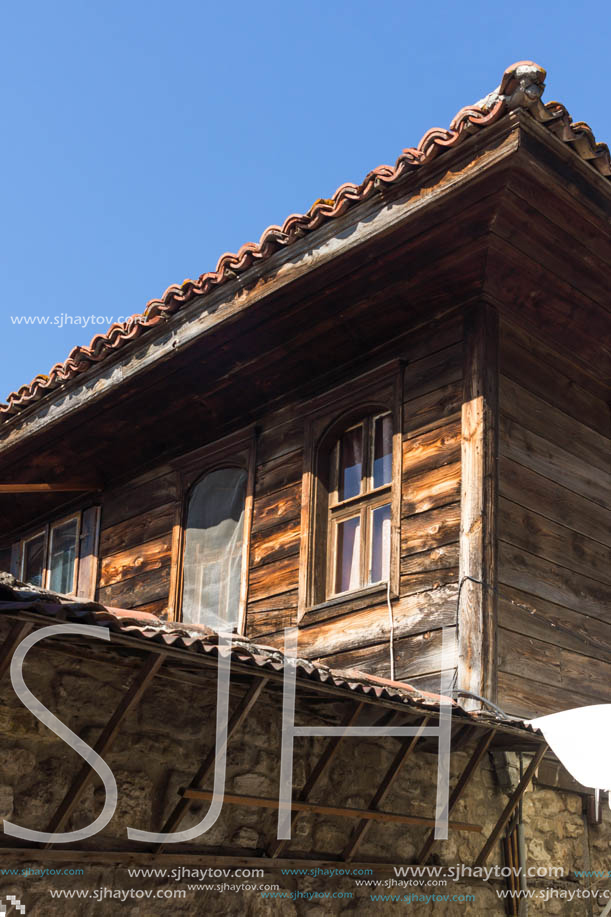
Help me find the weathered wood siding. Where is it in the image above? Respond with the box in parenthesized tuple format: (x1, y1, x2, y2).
(496, 320, 611, 719)
(247, 316, 463, 690)
(394, 322, 462, 690)
(85, 316, 464, 686)
(87, 312, 610, 713)
(246, 406, 303, 634)
(96, 468, 177, 617)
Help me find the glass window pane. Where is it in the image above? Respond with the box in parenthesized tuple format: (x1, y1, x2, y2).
(23, 534, 45, 588)
(370, 503, 391, 583)
(335, 516, 361, 594)
(373, 414, 392, 488)
(182, 467, 247, 630)
(49, 519, 79, 593)
(338, 426, 363, 501)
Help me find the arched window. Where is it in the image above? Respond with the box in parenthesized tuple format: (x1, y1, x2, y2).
(327, 412, 393, 596)
(297, 365, 401, 616)
(182, 467, 247, 630)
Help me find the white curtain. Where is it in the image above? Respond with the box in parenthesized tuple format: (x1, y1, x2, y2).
(182, 468, 247, 630)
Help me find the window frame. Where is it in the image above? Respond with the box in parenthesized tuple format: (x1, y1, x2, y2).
(170, 426, 256, 633)
(326, 414, 393, 597)
(20, 526, 48, 589)
(47, 512, 81, 596)
(298, 361, 403, 618)
(15, 506, 100, 599)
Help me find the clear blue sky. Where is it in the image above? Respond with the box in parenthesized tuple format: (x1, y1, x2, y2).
(1, 1, 609, 405)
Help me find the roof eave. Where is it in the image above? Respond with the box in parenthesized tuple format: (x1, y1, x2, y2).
(0, 114, 523, 458)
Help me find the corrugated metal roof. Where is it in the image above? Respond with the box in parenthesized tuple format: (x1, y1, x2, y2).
(2, 61, 609, 420)
(0, 573, 539, 737)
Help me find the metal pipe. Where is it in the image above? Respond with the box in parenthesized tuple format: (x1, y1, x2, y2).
(451, 689, 510, 719)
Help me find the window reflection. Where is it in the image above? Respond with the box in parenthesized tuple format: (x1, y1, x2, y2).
(373, 414, 392, 488)
(338, 425, 363, 501)
(48, 518, 79, 594)
(22, 533, 45, 588)
(370, 503, 391, 583)
(335, 516, 361, 594)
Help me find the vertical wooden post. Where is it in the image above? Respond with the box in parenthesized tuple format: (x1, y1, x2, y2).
(458, 304, 499, 709)
(76, 505, 101, 600)
(166, 496, 184, 622)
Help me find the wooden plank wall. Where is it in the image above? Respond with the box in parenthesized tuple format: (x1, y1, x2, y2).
(96, 468, 177, 617)
(246, 406, 303, 635)
(89, 315, 465, 688)
(496, 320, 611, 718)
(247, 316, 464, 691)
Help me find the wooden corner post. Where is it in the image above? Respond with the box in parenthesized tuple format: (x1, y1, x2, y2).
(458, 304, 499, 709)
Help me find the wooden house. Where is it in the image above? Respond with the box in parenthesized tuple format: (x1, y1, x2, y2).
(1, 60, 609, 723)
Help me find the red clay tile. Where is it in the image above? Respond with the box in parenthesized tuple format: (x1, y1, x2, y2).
(2, 62, 608, 420)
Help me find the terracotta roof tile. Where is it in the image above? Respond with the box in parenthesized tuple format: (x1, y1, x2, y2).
(2, 62, 609, 420)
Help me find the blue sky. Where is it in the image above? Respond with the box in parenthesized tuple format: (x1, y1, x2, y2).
(1, 1, 609, 405)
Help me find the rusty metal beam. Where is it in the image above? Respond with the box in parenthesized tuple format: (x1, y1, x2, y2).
(44, 653, 163, 846)
(154, 676, 269, 854)
(182, 787, 481, 832)
(418, 728, 495, 864)
(343, 717, 429, 862)
(268, 701, 365, 859)
(474, 743, 547, 866)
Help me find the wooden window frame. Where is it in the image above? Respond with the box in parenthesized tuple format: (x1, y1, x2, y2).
(20, 527, 48, 589)
(327, 414, 393, 596)
(298, 361, 403, 619)
(15, 506, 100, 598)
(76, 505, 101, 599)
(169, 426, 256, 633)
(47, 512, 81, 596)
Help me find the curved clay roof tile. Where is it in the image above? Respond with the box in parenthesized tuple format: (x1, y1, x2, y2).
(2, 61, 609, 419)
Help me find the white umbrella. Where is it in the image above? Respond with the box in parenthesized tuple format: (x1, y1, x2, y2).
(530, 704, 611, 799)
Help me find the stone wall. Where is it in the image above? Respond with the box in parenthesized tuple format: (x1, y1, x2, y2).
(0, 616, 609, 916)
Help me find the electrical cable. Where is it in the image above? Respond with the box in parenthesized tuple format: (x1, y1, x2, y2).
(386, 574, 395, 682)
(450, 689, 510, 719)
(457, 575, 611, 664)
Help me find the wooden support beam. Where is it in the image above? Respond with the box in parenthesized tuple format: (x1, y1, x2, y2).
(458, 303, 499, 709)
(269, 701, 365, 859)
(44, 653, 163, 846)
(342, 717, 429, 862)
(0, 622, 32, 682)
(154, 677, 268, 854)
(0, 484, 100, 493)
(182, 787, 481, 832)
(418, 728, 495, 864)
(475, 743, 547, 866)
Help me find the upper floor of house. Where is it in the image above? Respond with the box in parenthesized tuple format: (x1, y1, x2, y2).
(1, 62, 609, 721)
